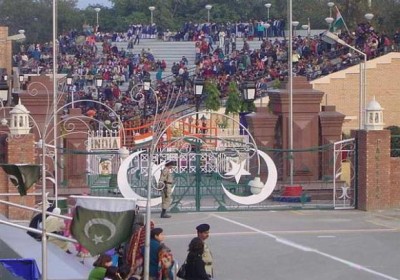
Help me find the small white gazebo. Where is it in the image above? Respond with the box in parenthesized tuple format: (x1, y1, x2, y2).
(9, 100, 31, 135)
(365, 97, 384, 131)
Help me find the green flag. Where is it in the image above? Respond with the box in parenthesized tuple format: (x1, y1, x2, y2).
(70, 196, 136, 255)
(1, 164, 41, 196)
(331, 6, 344, 32)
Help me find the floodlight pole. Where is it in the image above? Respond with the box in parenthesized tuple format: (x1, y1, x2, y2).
(323, 31, 367, 129)
(288, 0, 294, 185)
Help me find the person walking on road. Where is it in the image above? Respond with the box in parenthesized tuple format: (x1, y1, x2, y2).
(196, 224, 213, 278)
(185, 237, 211, 280)
(159, 161, 175, 218)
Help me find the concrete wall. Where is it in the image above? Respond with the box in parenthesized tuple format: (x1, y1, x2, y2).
(0, 214, 92, 280)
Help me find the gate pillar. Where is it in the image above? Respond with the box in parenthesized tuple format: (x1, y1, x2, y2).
(320, 105, 345, 180)
(352, 129, 391, 210)
(63, 108, 90, 190)
(0, 134, 36, 219)
(268, 77, 324, 181)
(246, 106, 278, 181)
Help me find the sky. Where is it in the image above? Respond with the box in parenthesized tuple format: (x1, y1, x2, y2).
(77, 0, 112, 9)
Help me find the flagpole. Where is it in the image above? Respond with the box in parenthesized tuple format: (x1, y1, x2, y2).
(335, 5, 351, 34)
(143, 152, 153, 280)
(41, 143, 47, 280)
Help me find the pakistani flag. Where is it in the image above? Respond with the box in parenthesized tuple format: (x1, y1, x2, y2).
(70, 196, 136, 255)
(0, 164, 41, 196)
(331, 6, 345, 31)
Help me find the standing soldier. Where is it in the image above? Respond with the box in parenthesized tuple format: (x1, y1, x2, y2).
(159, 161, 175, 218)
(196, 223, 213, 278)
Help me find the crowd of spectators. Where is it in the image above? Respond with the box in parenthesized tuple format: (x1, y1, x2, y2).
(11, 19, 400, 133)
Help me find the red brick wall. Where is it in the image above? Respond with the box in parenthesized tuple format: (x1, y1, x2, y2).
(390, 158, 400, 208)
(356, 130, 392, 210)
(3, 134, 37, 219)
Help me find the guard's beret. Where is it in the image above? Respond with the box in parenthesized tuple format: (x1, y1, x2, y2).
(196, 223, 210, 233)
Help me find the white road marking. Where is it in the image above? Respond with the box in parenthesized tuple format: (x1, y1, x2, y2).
(212, 213, 400, 280)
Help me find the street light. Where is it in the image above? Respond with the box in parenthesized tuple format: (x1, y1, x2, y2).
(0, 78, 8, 106)
(327, 2, 335, 17)
(94, 7, 101, 30)
(142, 78, 151, 120)
(19, 74, 25, 92)
(325, 17, 334, 30)
(264, 3, 272, 20)
(1, 75, 8, 106)
(205, 4, 212, 23)
(241, 80, 256, 102)
(365, 13, 374, 21)
(302, 24, 309, 38)
(322, 31, 367, 129)
(7, 29, 26, 42)
(95, 76, 103, 88)
(292, 21, 299, 36)
(148, 6, 155, 26)
(194, 78, 204, 133)
(143, 77, 151, 91)
(95, 76, 103, 109)
(66, 76, 74, 108)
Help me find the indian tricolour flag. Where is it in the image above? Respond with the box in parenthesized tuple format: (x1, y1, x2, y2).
(70, 196, 136, 255)
(332, 6, 345, 31)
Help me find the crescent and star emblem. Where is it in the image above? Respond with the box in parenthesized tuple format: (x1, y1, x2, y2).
(225, 159, 251, 183)
(117, 148, 278, 206)
(84, 218, 117, 244)
(118, 151, 166, 207)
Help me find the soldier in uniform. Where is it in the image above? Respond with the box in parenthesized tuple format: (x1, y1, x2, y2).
(159, 161, 175, 218)
(196, 223, 213, 278)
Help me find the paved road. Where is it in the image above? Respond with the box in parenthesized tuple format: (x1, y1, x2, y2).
(154, 209, 400, 280)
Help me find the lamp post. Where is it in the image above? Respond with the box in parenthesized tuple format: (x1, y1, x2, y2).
(94, 7, 101, 31)
(205, 4, 212, 23)
(240, 80, 256, 135)
(264, 3, 272, 20)
(327, 2, 335, 17)
(18, 74, 25, 92)
(66, 76, 73, 108)
(148, 6, 155, 26)
(302, 25, 309, 38)
(365, 13, 374, 22)
(325, 17, 334, 30)
(194, 78, 204, 133)
(0, 75, 8, 106)
(241, 80, 256, 102)
(322, 31, 367, 129)
(292, 21, 299, 37)
(94, 76, 103, 110)
(142, 77, 151, 121)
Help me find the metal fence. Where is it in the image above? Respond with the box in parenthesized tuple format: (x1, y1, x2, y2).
(87, 138, 357, 211)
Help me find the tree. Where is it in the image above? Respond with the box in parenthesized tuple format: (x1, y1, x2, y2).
(225, 82, 242, 115)
(204, 79, 221, 112)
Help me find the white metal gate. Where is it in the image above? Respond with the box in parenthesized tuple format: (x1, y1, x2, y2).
(333, 138, 357, 209)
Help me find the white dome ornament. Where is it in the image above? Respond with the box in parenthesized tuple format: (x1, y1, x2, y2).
(9, 100, 31, 135)
(249, 177, 264, 194)
(365, 96, 384, 131)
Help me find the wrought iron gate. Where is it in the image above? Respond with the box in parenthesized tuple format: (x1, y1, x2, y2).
(86, 142, 357, 211)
